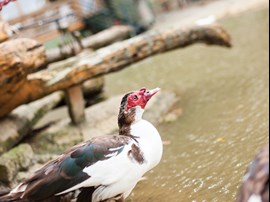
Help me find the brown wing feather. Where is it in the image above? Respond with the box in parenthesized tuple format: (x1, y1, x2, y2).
(0, 136, 132, 201)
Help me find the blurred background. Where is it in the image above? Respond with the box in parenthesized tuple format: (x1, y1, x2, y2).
(0, 0, 269, 201)
(0, 0, 206, 48)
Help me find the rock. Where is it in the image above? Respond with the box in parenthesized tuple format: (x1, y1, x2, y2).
(29, 121, 83, 155)
(0, 184, 10, 195)
(0, 144, 34, 183)
(163, 108, 183, 123)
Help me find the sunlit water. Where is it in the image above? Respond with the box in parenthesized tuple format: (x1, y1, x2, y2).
(104, 8, 269, 202)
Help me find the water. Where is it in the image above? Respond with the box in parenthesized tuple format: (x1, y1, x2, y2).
(104, 8, 269, 202)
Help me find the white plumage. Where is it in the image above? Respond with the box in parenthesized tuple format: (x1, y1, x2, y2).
(57, 108, 163, 202)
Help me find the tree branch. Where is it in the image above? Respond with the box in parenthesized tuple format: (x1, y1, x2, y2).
(0, 24, 231, 117)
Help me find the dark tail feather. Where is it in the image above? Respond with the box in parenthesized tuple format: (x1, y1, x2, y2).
(76, 187, 95, 202)
(0, 193, 21, 202)
(0, 188, 95, 202)
(0, 193, 68, 202)
(0, 192, 9, 198)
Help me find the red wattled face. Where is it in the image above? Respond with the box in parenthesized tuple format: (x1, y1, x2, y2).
(126, 87, 160, 111)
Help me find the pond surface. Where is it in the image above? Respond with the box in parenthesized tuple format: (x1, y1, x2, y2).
(104, 8, 269, 202)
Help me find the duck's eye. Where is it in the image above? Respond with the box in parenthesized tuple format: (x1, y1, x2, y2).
(133, 95, 138, 101)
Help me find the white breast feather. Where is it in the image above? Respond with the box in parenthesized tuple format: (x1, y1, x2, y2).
(248, 195, 262, 202)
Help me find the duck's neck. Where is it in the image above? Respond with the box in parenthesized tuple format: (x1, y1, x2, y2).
(118, 107, 144, 136)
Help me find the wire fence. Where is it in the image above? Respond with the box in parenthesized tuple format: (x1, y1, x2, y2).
(0, 0, 211, 45)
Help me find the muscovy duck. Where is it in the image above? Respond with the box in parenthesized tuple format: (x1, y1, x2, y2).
(0, 87, 163, 202)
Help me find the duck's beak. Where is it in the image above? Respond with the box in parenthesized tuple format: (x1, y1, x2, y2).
(144, 87, 160, 101)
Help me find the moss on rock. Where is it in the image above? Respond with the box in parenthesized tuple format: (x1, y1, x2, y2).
(0, 144, 33, 183)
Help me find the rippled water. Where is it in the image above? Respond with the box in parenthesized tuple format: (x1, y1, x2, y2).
(104, 8, 269, 202)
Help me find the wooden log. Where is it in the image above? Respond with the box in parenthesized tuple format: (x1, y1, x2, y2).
(45, 25, 133, 64)
(0, 92, 64, 155)
(0, 21, 12, 43)
(0, 38, 46, 117)
(0, 38, 46, 77)
(81, 25, 133, 50)
(0, 24, 231, 118)
(0, 76, 103, 155)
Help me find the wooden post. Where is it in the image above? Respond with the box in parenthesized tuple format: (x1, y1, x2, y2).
(65, 85, 85, 124)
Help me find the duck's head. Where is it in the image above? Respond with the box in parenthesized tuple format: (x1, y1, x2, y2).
(118, 87, 160, 128)
(125, 87, 160, 111)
